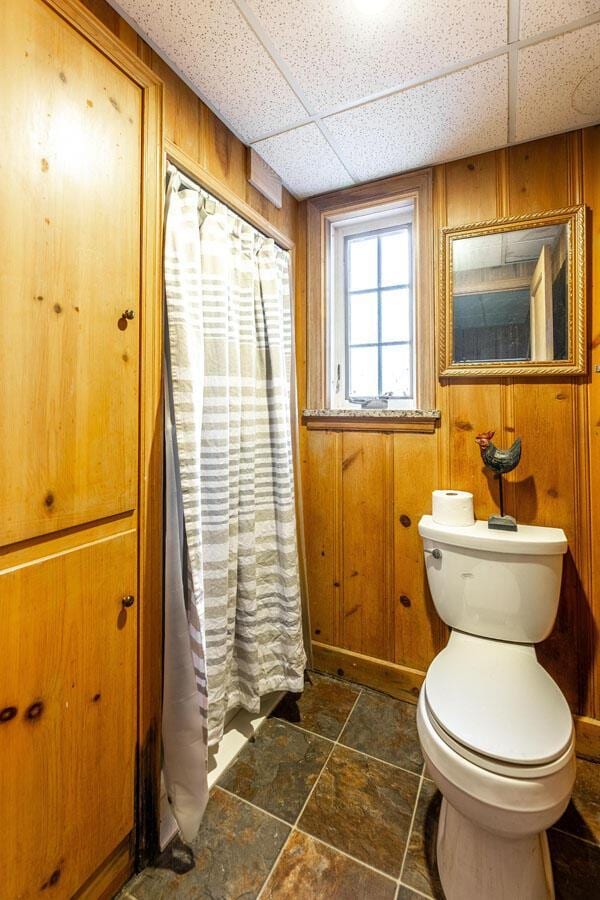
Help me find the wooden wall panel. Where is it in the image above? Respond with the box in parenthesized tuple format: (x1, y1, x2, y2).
(508, 135, 570, 214)
(341, 432, 392, 660)
(303, 431, 338, 646)
(582, 125, 600, 718)
(393, 432, 445, 670)
(301, 129, 600, 731)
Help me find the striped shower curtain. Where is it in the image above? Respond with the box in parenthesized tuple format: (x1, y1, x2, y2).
(162, 165, 306, 836)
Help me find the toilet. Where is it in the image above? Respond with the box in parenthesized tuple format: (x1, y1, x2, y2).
(417, 515, 576, 900)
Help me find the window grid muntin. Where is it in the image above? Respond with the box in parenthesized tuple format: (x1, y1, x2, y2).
(344, 223, 414, 400)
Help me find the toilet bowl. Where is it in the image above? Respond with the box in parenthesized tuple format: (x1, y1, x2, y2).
(417, 515, 575, 900)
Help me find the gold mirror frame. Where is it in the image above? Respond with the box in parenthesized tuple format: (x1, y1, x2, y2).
(439, 204, 586, 377)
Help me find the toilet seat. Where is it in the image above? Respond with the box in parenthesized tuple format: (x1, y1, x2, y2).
(424, 631, 573, 771)
(424, 694, 575, 778)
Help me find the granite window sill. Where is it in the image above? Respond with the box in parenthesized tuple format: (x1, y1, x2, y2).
(302, 409, 441, 433)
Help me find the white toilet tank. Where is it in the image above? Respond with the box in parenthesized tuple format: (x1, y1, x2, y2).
(418, 516, 568, 643)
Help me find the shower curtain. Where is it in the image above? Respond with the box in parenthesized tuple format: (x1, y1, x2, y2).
(162, 165, 306, 839)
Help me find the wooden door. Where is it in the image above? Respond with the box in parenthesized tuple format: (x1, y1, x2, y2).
(1, 533, 138, 898)
(0, 0, 141, 546)
(530, 244, 554, 360)
(0, 1, 162, 896)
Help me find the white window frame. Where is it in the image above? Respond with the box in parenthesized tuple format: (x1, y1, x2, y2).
(329, 202, 415, 410)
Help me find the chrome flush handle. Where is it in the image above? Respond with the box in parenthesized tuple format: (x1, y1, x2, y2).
(424, 548, 442, 560)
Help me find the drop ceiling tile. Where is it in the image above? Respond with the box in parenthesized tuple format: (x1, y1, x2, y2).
(519, 1, 600, 40)
(516, 23, 600, 142)
(248, 0, 506, 112)
(252, 124, 353, 198)
(109, 0, 308, 142)
(323, 56, 508, 183)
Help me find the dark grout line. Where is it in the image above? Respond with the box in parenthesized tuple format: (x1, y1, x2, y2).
(550, 825, 600, 850)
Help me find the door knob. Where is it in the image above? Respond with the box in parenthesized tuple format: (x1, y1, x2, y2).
(121, 309, 135, 320)
(121, 595, 135, 608)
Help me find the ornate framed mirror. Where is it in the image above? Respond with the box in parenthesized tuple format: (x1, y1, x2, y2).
(439, 205, 586, 377)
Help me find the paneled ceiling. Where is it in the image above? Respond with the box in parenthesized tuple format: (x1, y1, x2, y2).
(109, 0, 600, 199)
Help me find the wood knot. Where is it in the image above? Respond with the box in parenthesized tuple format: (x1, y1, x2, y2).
(41, 869, 61, 890)
(467, 163, 475, 171)
(53, 303, 62, 314)
(92, 693, 101, 703)
(399, 595, 411, 608)
(25, 700, 44, 721)
(41, 158, 49, 172)
(44, 492, 54, 508)
(0, 706, 18, 723)
(399, 514, 411, 527)
(454, 420, 473, 431)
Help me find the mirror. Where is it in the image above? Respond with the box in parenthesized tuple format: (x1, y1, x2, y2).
(439, 206, 586, 377)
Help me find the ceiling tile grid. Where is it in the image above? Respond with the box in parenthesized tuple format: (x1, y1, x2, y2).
(323, 56, 509, 183)
(516, 21, 600, 141)
(108, 1, 600, 198)
(252, 123, 354, 198)
(246, 0, 507, 112)
(109, 0, 308, 142)
(519, 0, 600, 39)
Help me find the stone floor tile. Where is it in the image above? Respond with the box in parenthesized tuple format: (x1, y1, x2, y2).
(271, 671, 361, 740)
(261, 830, 397, 899)
(131, 787, 289, 899)
(401, 780, 444, 899)
(298, 744, 420, 878)
(339, 689, 423, 773)
(218, 718, 331, 823)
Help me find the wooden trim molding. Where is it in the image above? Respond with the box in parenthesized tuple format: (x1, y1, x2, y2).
(312, 642, 425, 704)
(305, 169, 434, 411)
(165, 139, 294, 250)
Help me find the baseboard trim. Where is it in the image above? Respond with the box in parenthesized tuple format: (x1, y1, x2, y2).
(72, 835, 133, 900)
(312, 642, 425, 704)
(574, 715, 600, 762)
(312, 643, 600, 762)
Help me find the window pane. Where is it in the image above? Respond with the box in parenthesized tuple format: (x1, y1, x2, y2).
(349, 237, 377, 291)
(381, 288, 410, 343)
(381, 229, 410, 286)
(349, 292, 378, 344)
(349, 346, 378, 397)
(381, 344, 412, 398)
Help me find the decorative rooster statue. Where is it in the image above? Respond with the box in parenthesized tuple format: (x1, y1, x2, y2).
(475, 431, 522, 531)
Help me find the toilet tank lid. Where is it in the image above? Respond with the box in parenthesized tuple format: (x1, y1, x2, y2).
(425, 632, 573, 766)
(418, 515, 568, 555)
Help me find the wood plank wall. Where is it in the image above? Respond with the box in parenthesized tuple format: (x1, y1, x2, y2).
(302, 129, 600, 726)
(80, 0, 298, 245)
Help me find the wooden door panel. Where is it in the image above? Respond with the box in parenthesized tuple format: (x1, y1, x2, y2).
(0, 0, 142, 545)
(0, 530, 137, 899)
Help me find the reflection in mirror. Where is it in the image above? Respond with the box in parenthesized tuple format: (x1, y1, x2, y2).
(451, 223, 568, 364)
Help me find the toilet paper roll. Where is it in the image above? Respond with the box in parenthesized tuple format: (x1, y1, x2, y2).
(432, 490, 475, 527)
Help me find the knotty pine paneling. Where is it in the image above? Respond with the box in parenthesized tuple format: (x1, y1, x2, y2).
(80, 0, 298, 246)
(302, 129, 600, 724)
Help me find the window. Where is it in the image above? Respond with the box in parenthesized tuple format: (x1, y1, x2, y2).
(330, 203, 415, 409)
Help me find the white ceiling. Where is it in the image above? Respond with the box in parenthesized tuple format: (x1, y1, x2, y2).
(109, 0, 600, 199)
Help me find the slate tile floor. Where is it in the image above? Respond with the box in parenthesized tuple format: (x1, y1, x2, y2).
(120, 671, 600, 900)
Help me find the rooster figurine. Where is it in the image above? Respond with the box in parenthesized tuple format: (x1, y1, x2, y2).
(475, 431, 522, 531)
